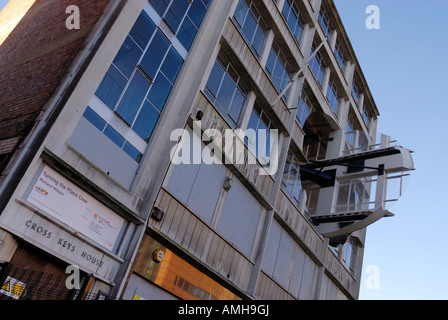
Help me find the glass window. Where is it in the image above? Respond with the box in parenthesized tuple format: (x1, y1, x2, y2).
(88, 8, 190, 164)
(83, 107, 106, 131)
(149, 0, 211, 51)
(130, 12, 156, 49)
(160, 47, 184, 83)
(95, 65, 128, 110)
(282, 150, 302, 206)
(164, 0, 190, 32)
(246, 104, 276, 165)
(282, 0, 305, 44)
(362, 105, 371, 128)
(104, 125, 126, 148)
(132, 101, 160, 142)
(205, 52, 248, 128)
(123, 141, 143, 163)
(296, 91, 313, 127)
(309, 44, 325, 87)
(140, 30, 170, 81)
(345, 116, 355, 148)
(326, 79, 339, 116)
(265, 41, 292, 101)
(318, 8, 331, 41)
(234, 0, 267, 57)
(352, 79, 360, 105)
(146, 73, 173, 112)
(113, 36, 143, 78)
(334, 41, 345, 71)
(148, 0, 171, 18)
(116, 70, 151, 125)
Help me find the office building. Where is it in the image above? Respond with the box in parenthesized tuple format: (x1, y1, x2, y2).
(0, 0, 414, 300)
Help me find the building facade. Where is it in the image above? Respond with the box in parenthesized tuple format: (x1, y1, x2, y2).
(0, 0, 414, 300)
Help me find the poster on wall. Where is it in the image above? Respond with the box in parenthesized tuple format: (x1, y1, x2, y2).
(27, 165, 126, 251)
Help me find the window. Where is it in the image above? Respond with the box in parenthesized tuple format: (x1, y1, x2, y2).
(334, 41, 345, 71)
(96, 25, 184, 141)
(326, 79, 340, 116)
(345, 114, 356, 148)
(282, 150, 302, 206)
(342, 238, 358, 272)
(296, 90, 313, 127)
(246, 103, 277, 165)
(351, 79, 360, 105)
(266, 41, 293, 101)
(233, 0, 268, 57)
(282, 0, 305, 44)
(362, 104, 372, 129)
(318, 8, 331, 40)
(82, 107, 143, 163)
(205, 52, 248, 128)
(336, 179, 369, 213)
(149, 0, 211, 50)
(90, 11, 188, 164)
(309, 43, 325, 87)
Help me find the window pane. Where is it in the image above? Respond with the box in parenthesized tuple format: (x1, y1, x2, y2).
(123, 141, 143, 163)
(165, 0, 190, 32)
(147, 74, 173, 112)
(177, 17, 197, 50)
(104, 125, 125, 148)
(228, 90, 245, 126)
(116, 71, 150, 124)
(95, 65, 127, 110)
(188, 0, 208, 28)
(130, 12, 156, 49)
(234, 0, 248, 27)
(83, 107, 106, 131)
(132, 101, 160, 142)
(140, 31, 170, 81)
(205, 61, 225, 99)
(149, 0, 171, 18)
(160, 47, 184, 83)
(113, 36, 143, 78)
(216, 73, 236, 114)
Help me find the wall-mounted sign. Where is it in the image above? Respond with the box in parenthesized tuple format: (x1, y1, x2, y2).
(27, 165, 126, 252)
(0, 276, 26, 300)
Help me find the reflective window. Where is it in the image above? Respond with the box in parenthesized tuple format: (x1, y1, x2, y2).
(205, 52, 248, 128)
(318, 8, 331, 41)
(282, 150, 302, 206)
(345, 114, 356, 149)
(351, 79, 360, 105)
(246, 103, 276, 165)
(266, 41, 293, 101)
(82, 107, 143, 163)
(116, 70, 151, 125)
(296, 90, 313, 127)
(234, 0, 268, 57)
(149, 0, 211, 50)
(282, 0, 305, 44)
(326, 78, 339, 116)
(95, 65, 127, 110)
(334, 41, 345, 71)
(309, 43, 325, 87)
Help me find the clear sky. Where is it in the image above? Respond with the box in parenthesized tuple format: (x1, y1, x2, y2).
(1, 0, 447, 300)
(0, 0, 7, 12)
(333, 0, 448, 300)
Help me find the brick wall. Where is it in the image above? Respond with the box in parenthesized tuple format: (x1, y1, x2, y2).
(0, 0, 111, 186)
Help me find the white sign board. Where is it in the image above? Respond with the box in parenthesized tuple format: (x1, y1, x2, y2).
(27, 166, 126, 251)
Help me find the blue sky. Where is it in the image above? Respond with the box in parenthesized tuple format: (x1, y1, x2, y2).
(1, 0, 448, 300)
(333, 0, 448, 300)
(0, 0, 7, 12)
